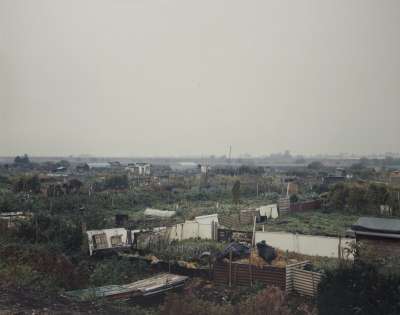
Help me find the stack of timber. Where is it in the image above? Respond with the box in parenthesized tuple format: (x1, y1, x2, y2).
(64, 273, 188, 301)
(278, 197, 290, 215)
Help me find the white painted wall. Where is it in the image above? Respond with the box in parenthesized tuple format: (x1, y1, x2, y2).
(195, 214, 218, 239)
(166, 214, 218, 241)
(255, 231, 355, 259)
(195, 214, 218, 225)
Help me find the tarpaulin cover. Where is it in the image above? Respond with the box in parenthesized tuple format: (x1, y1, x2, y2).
(256, 240, 277, 263)
(217, 242, 250, 260)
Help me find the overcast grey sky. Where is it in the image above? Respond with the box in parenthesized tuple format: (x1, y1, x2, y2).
(1, 0, 399, 157)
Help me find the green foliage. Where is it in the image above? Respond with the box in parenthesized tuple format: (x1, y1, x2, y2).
(263, 211, 358, 236)
(232, 180, 241, 204)
(104, 175, 129, 190)
(212, 165, 265, 176)
(0, 191, 21, 212)
(13, 175, 41, 194)
(16, 214, 83, 254)
(307, 161, 324, 170)
(160, 286, 290, 315)
(14, 154, 30, 165)
(89, 257, 149, 287)
(0, 243, 83, 293)
(327, 182, 399, 214)
(142, 239, 224, 263)
(290, 194, 299, 203)
(317, 263, 400, 315)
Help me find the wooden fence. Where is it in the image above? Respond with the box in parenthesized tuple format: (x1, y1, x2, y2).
(214, 261, 286, 290)
(217, 228, 253, 243)
(219, 214, 240, 228)
(285, 261, 309, 292)
(289, 200, 322, 212)
(214, 260, 322, 297)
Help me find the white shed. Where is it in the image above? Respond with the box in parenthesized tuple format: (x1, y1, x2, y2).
(144, 208, 176, 218)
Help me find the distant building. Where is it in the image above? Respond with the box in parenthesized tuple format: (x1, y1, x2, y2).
(335, 168, 347, 177)
(126, 163, 151, 176)
(322, 175, 346, 185)
(351, 217, 400, 261)
(170, 162, 200, 173)
(86, 162, 112, 170)
(53, 166, 67, 173)
(200, 165, 210, 174)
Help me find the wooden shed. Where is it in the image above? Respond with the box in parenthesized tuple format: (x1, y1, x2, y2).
(351, 217, 400, 260)
(214, 260, 322, 296)
(239, 209, 260, 225)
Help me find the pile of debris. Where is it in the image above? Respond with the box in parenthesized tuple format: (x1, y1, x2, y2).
(217, 241, 300, 268)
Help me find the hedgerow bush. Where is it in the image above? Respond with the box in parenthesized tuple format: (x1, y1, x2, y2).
(317, 262, 400, 315)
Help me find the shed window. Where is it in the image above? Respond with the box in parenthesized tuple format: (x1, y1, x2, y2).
(93, 233, 108, 249)
(110, 235, 123, 247)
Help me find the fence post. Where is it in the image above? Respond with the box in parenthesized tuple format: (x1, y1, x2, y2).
(312, 273, 315, 296)
(229, 249, 232, 287)
(249, 263, 253, 287)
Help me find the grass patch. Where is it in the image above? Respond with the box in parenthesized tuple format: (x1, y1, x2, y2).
(262, 211, 358, 236)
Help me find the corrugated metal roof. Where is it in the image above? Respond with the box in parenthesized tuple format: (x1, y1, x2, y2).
(352, 217, 400, 234)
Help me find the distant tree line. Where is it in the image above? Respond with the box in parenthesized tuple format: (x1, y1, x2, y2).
(326, 182, 400, 214)
(13, 175, 41, 194)
(212, 165, 265, 176)
(93, 175, 129, 191)
(14, 154, 30, 165)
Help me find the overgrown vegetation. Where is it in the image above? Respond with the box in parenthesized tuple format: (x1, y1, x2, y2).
(317, 262, 400, 315)
(263, 211, 358, 236)
(1, 156, 400, 313)
(141, 238, 225, 264)
(326, 182, 400, 214)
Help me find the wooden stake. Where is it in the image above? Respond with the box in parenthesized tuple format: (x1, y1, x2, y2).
(229, 249, 232, 287)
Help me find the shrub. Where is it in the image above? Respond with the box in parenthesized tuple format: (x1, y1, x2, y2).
(317, 263, 400, 315)
(160, 286, 290, 315)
